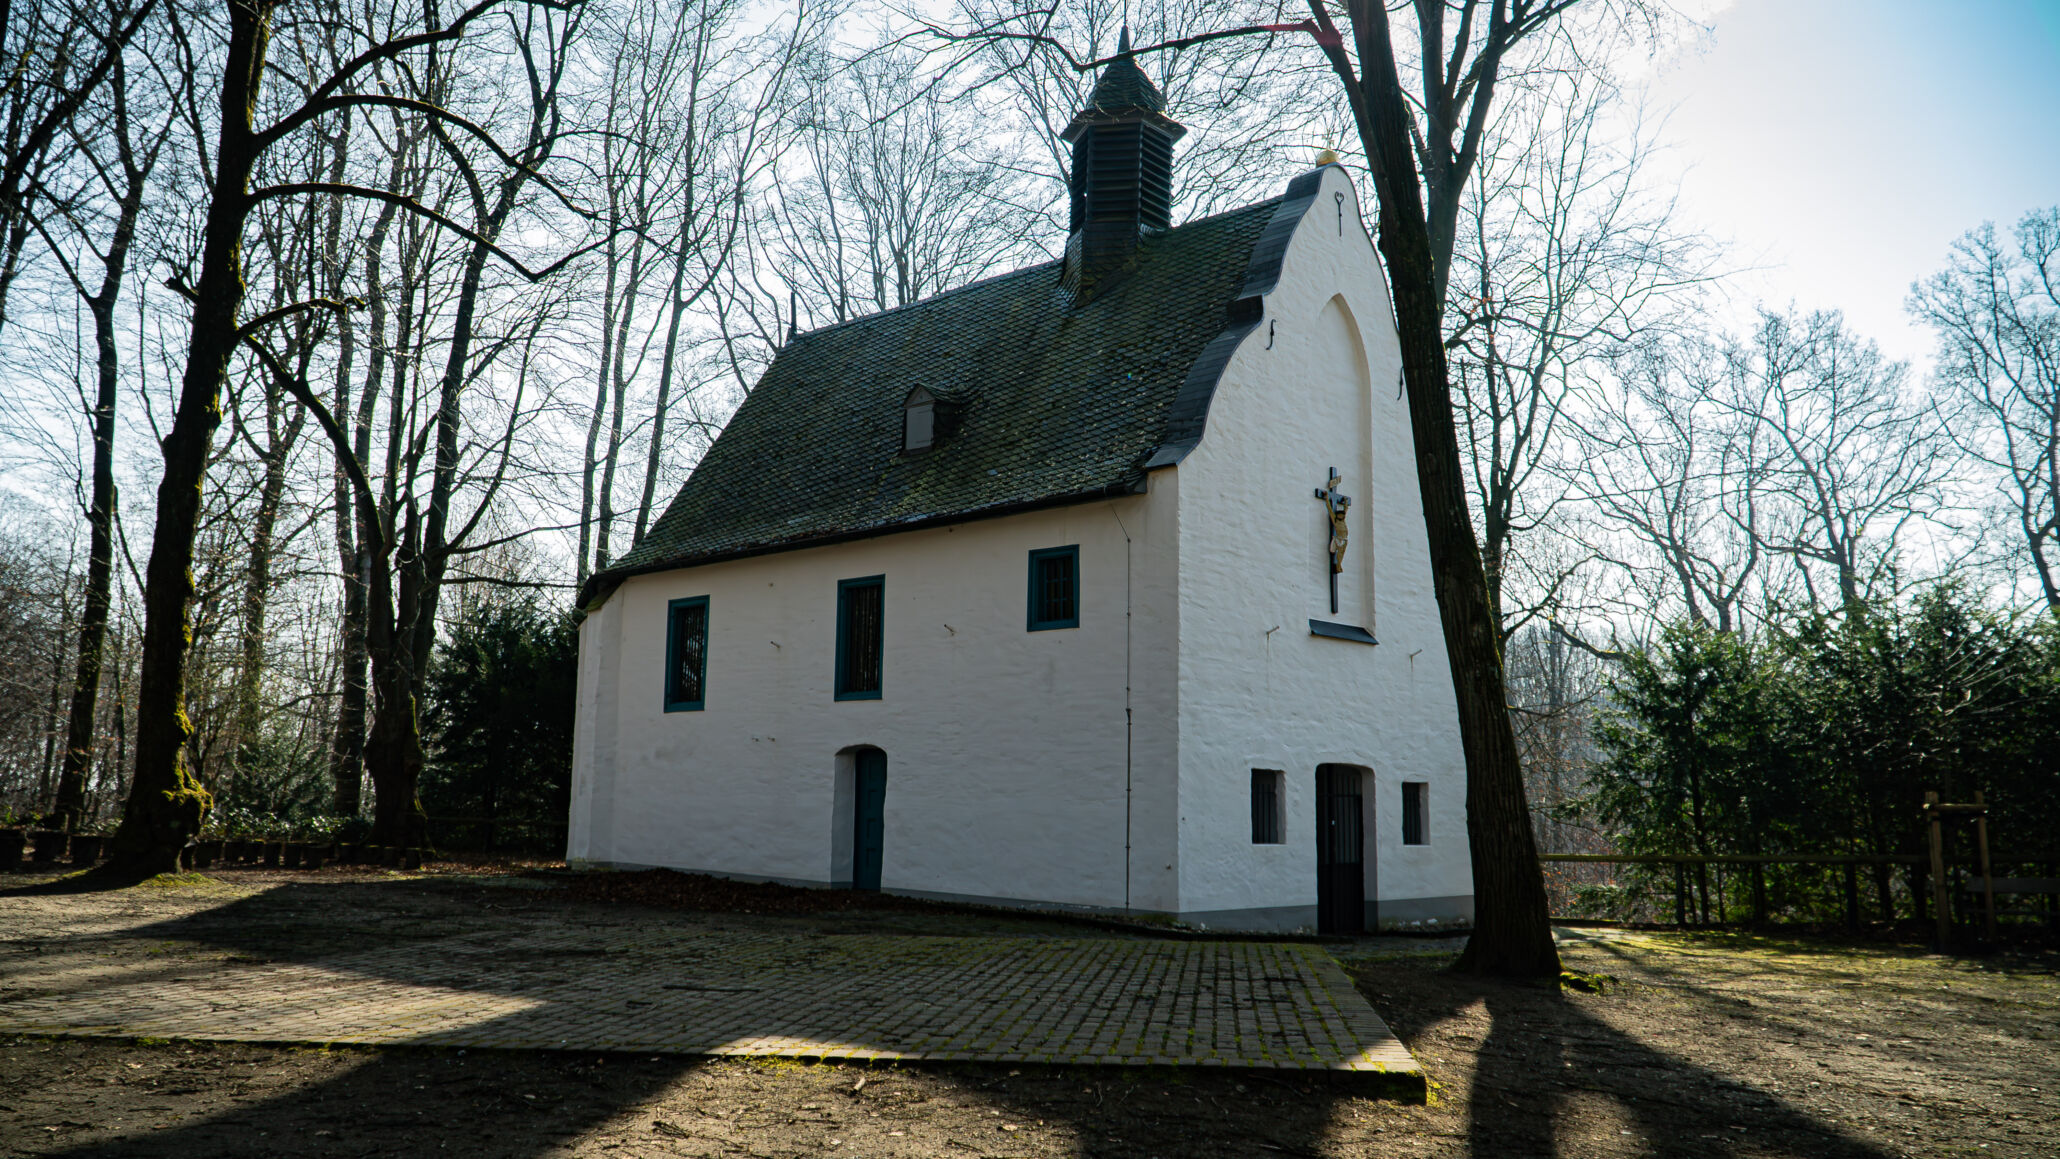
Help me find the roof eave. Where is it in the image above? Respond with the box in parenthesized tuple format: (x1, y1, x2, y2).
(578, 475, 1152, 612)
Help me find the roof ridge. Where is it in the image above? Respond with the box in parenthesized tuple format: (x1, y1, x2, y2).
(785, 195, 1288, 345)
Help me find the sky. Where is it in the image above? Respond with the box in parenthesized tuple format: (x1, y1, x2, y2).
(1639, 0, 2060, 368)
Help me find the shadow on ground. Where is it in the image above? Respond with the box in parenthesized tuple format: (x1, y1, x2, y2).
(3, 874, 1990, 1157)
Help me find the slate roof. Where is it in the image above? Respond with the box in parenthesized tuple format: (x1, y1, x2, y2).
(1080, 52, 1165, 115)
(587, 186, 1311, 604)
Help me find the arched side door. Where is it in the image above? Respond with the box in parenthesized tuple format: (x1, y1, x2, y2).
(853, 748, 888, 891)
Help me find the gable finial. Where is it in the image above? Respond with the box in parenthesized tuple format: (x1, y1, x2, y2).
(1118, 24, 1131, 55)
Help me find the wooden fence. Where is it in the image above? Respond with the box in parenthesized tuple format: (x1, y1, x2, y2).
(423, 813, 568, 855)
(1538, 852, 2058, 932)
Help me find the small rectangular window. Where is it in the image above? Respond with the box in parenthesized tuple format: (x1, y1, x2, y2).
(1251, 769, 1284, 844)
(835, 576, 885, 700)
(904, 401, 934, 451)
(1402, 781, 1428, 845)
(1027, 545, 1079, 630)
(664, 596, 708, 711)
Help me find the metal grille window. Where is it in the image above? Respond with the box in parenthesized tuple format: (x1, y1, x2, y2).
(1251, 769, 1284, 844)
(1026, 545, 1079, 630)
(1402, 781, 1428, 845)
(1318, 766, 1365, 864)
(835, 576, 885, 700)
(664, 596, 708, 711)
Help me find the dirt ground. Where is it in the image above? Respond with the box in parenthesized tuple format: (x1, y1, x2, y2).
(2, 868, 2056, 1158)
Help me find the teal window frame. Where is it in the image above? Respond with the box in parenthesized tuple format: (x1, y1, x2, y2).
(663, 595, 709, 712)
(1026, 545, 1080, 631)
(834, 575, 885, 701)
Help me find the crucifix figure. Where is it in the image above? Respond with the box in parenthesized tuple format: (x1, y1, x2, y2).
(1313, 467, 1351, 614)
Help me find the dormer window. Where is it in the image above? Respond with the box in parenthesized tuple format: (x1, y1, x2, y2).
(903, 387, 936, 452)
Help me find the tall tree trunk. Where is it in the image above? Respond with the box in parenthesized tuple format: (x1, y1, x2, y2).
(366, 517, 425, 848)
(577, 230, 619, 585)
(636, 266, 693, 541)
(364, 24, 575, 848)
(595, 192, 651, 568)
(38, 610, 67, 810)
(1324, 1, 1559, 976)
(38, 80, 140, 830)
(228, 379, 304, 803)
(104, 0, 276, 876)
(326, 131, 397, 819)
(53, 250, 138, 826)
(593, 267, 641, 569)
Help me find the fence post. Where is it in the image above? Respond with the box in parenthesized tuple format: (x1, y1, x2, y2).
(1674, 861, 1687, 927)
(1974, 791, 1996, 942)
(1926, 791, 1950, 949)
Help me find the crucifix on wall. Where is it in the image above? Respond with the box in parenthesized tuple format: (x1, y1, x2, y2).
(1313, 467, 1351, 614)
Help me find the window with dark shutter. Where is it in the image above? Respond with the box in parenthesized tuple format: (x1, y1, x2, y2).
(1251, 769, 1284, 844)
(835, 576, 885, 700)
(903, 387, 936, 452)
(664, 596, 708, 711)
(1402, 781, 1428, 845)
(1026, 545, 1079, 630)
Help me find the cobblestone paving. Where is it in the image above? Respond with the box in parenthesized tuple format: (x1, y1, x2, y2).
(0, 875, 1419, 1081)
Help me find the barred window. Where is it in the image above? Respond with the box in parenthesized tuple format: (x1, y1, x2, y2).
(664, 597, 708, 711)
(1251, 770, 1285, 844)
(836, 577, 884, 700)
(1027, 545, 1079, 630)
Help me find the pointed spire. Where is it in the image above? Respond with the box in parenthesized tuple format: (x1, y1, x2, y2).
(1068, 34, 1175, 128)
(1058, 36, 1187, 298)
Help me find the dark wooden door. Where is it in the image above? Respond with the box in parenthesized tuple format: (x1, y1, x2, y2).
(1316, 766, 1365, 934)
(854, 750, 887, 891)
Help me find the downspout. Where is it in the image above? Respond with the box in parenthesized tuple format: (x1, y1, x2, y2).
(1110, 501, 1134, 913)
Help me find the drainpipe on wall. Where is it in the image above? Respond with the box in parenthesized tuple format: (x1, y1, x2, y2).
(1110, 502, 1134, 913)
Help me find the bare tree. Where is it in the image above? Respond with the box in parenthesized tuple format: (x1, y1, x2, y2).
(763, 43, 1041, 330)
(576, 0, 821, 570)
(0, 507, 79, 811)
(629, 0, 804, 542)
(103, 0, 585, 875)
(0, 0, 160, 333)
(1447, 56, 1708, 640)
(12, 13, 171, 828)
(1911, 208, 2060, 611)
(1585, 338, 1772, 633)
(1503, 622, 1609, 899)
(1720, 308, 1954, 610)
(222, 201, 316, 804)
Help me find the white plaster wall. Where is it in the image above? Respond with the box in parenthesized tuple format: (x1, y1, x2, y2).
(566, 490, 1183, 912)
(567, 594, 620, 863)
(1170, 165, 1473, 925)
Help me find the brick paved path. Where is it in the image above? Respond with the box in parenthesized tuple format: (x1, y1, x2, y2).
(0, 876, 1418, 1082)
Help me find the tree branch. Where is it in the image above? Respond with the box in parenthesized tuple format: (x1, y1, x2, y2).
(248, 182, 595, 281)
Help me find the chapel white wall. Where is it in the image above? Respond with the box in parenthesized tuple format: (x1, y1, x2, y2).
(1170, 165, 1473, 926)
(565, 491, 1184, 912)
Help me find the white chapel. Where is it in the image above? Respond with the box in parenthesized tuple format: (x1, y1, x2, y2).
(567, 48, 1474, 933)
